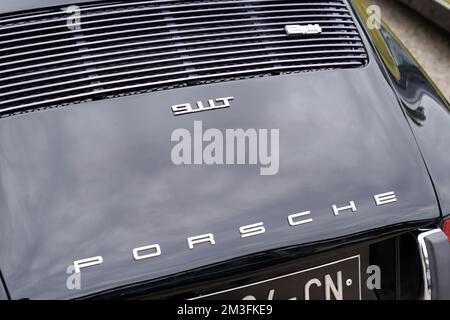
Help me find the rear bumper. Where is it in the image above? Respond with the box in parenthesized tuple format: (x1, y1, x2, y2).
(417, 229, 450, 300)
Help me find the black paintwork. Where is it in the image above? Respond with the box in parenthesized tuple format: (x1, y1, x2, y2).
(349, 0, 450, 217)
(0, 272, 8, 300)
(87, 223, 427, 300)
(0, 51, 439, 299)
(0, 0, 448, 299)
(377, 29, 450, 217)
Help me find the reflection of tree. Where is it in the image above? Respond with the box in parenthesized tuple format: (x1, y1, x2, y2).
(404, 105, 426, 127)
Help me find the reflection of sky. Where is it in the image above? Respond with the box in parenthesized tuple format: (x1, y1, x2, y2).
(405, 93, 450, 214)
(381, 25, 450, 215)
(0, 63, 438, 299)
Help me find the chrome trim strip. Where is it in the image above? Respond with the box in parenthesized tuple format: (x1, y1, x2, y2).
(0, 0, 366, 113)
(0, 20, 356, 58)
(1, 7, 350, 34)
(0, 6, 350, 39)
(0, 29, 359, 70)
(0, 61, 362, 113)
(0, 50, 366, 95)
(1, 15, 352, 48)
(417, 229, 442, 300)
(0, 1, 347, 26)
(0, 56, 366, 104)
(0, 35, 362, 80)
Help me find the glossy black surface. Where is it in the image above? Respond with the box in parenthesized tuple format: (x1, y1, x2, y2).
(350, 0, 450, 217)
(92, 225, 429, 300)
(381, 31, 450, 218)
(0, 274, 8, 300)
(0, 55, 440, 299)
(0, 0, 448, 300)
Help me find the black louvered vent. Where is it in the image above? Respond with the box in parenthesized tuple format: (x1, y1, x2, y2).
(0, 0, 367, 114)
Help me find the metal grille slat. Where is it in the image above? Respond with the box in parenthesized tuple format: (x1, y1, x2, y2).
(0, 49, 367, 95)
(1, 53, 368, 103)
(0, 5, 351, 39)
(0, 26, 359, 68)
(0, 0, 367, 114)
(0, 18, 357, 58)
(0, 36, 362, 82)
(1, 11, 352, 44)
(1, 61, 364, 113)
(0, 1, 348, 30)
(0, 32, 361, 78)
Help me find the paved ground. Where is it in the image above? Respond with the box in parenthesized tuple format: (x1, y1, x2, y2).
(368, 0, 450, 102)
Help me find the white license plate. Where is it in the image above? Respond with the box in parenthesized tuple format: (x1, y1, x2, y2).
(193, 255, 362, 300)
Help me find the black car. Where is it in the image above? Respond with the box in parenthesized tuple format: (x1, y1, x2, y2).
(0, 0, 449, 300)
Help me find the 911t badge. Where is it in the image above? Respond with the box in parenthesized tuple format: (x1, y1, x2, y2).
(171, 97, 234, 116)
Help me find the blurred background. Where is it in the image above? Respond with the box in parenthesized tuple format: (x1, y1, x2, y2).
(367, 0, 450, 102)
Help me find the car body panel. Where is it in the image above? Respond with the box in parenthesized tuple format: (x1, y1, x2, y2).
(0, 273, 8, 300)
(0, 0, 448, 300)
(350, 0, 450, 218)
(0, 57, 440, 298)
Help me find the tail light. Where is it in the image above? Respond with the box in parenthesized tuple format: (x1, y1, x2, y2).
(443, 219, 450, 242)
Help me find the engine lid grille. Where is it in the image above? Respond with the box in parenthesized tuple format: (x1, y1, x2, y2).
(0, 0, 368, 114)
